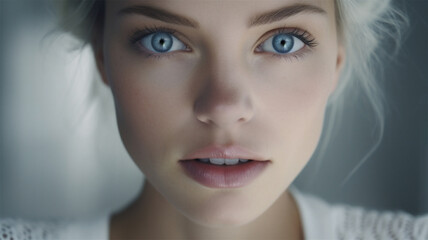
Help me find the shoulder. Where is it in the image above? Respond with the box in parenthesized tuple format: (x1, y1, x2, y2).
(0, 216, 109, 240)
(289, 186, 428, 240)
(335, 204, 428, 239)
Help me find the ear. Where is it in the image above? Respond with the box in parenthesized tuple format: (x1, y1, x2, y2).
(91, 34, 109, 87)
(330, 45, 346, 93)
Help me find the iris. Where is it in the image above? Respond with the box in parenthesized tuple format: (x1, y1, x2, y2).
(151, 32, 173, 53)
(272, 34, 294, 54)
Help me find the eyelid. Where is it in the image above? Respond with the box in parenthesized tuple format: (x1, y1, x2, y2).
(128, 26, 193, 54)
(254, 27, 317, 52)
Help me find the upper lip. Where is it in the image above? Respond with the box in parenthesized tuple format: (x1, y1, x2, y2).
(181, 145, 269, 161)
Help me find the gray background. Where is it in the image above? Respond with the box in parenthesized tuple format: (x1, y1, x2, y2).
(0, 0, 427, 219)
(296, 0, 428, 215)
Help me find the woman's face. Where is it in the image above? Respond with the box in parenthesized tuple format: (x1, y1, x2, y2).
(98, 0, 343, 227)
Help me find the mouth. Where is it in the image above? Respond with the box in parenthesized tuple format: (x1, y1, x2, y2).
(193, 158, 254, 165)
(179, 145, 270, 188)
(179, 158, 270, 188)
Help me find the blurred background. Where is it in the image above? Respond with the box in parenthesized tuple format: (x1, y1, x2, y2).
(0, 0, 427, 220)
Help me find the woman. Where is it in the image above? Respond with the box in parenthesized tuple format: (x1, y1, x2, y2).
(1, 0, 426, 239)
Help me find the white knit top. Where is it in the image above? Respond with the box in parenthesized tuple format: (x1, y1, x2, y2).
(1, 188, 428, 240)
(289, 187, 428, 239)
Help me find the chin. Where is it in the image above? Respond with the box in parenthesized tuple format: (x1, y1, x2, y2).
(181, 191, 267, 229)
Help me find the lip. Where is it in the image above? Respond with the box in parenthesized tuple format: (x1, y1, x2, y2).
(179, 145, 270, 188)
(180, 145, 269, 161)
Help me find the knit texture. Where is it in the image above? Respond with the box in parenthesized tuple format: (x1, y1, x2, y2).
(335, 206, 428, 240)
(0, 218, 59, 240)
(0, 216, 107, 240)
(2, 192, 428, 239)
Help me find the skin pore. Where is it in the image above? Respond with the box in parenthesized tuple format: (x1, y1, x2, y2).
(94, 0, 344, 239)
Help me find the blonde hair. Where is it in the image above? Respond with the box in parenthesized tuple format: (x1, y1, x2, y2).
(326, 0, 407, 185)
(54, 0, 408, 184)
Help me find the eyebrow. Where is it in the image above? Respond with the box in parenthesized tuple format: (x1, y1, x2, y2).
(249, 4, 327, 27)
(118, 6, 199, 28)
(117, 4, 326, 28)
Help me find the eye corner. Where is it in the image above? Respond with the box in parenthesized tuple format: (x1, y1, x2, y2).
(253, 44, 263, 54)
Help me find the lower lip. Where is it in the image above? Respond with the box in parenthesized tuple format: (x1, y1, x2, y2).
(179, 160, 269, 188)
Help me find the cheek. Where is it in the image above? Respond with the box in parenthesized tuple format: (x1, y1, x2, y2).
(253, 52, 337, 158)
(256, 54, 336, 121)
(103, 43, 197, 170)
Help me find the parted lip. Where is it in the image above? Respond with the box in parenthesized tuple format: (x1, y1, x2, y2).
(180, 145, 269, 161)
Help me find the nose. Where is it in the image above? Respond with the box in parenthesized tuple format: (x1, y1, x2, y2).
(193, 60, 255, 128)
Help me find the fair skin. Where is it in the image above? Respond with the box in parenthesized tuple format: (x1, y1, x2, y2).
(94, 0, 344, 239)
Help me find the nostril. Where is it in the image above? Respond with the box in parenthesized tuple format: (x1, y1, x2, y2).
(238, 117, 247, 122)
(196, 116, 214, 125)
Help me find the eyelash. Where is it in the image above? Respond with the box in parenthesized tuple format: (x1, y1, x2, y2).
(128, 26, 318, 60)
(128, 26, 189, 58)
(255, 27, 318, 61)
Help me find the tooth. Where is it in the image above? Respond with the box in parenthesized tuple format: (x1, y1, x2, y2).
(225, 158, 239, 165)
(239, 159, 249, 163)
(199, 158, 209, 163)
(210, 158, 225, 165)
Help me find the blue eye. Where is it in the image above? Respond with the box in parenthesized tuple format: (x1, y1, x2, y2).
(259, 33, 305, 54)
(140, 32, 187, 53)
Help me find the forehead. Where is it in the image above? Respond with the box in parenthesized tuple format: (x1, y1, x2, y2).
(105, 0, 335, 28)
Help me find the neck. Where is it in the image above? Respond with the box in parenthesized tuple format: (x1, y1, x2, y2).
(109, 181, 303, 240)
